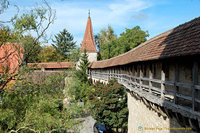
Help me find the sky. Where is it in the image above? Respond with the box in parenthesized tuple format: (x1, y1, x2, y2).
(1, 0, 200, 47)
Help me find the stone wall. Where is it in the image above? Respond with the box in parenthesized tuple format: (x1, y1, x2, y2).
(127, 92, 195, 133)
(87, 52, 97, 62)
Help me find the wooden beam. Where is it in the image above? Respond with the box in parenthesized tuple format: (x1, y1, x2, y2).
(149, 64, 152, 93)
(140, 65, 143, 90)
(192, 61, 198, 111)
(174, 63, 179, 104)
(161, 63, 165, 100)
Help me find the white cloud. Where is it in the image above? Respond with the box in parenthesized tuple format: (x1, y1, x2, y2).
(48, 0, 154, 46)
(0, 0, 155, 46)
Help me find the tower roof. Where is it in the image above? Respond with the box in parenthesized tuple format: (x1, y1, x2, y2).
(80, 12, 97, 53)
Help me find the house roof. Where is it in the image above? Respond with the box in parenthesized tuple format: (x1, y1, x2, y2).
(28, 62, 75, 69)
(80, 16, 97, 53)
(89, 17, 200, 69)
(0, 43, 23, 73)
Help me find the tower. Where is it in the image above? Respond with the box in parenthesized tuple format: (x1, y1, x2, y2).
(80, 10, 97, 62)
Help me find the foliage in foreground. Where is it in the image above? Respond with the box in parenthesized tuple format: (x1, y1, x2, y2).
(0, 71, 82, 132)
(75, 49, 90, 83)
(66, 74, 94, 103)
(88, 80, 128, 132)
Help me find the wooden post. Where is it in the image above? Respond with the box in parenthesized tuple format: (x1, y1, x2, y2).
(149, 64, 152, 93)
(161, 63, 165, 100)
(174, 63, 179, 104)
(140, 65, 143, 90)
(134, 66, 137, 88)
(192, 61, 198, 111)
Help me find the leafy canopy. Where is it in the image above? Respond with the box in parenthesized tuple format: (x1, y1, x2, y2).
(96, 25, 149, 60)
(38, 45, 65, 62)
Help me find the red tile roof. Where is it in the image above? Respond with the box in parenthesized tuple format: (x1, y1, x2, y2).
(80, 16, 97, 53)
(28, 62, 75, 69)
(89, 17, 200, 69)
(0, 43, 23, 73)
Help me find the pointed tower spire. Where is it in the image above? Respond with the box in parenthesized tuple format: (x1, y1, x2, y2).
(88, 10, 90, 18)
(80, 11, 97, 53)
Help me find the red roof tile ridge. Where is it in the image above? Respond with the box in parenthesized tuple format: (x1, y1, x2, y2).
(92, 29, 173, 64)
(28, 62, 74, 64)
(89, 16, 200, 68)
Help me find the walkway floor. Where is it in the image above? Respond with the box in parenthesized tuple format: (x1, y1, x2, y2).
(79, 115, 96, 133)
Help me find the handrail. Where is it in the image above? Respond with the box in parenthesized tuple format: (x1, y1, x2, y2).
(90, 71, 200, 119)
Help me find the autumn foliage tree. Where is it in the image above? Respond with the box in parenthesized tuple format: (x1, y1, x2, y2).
(88, 80, 128, 132)
(38, 46, 64, 62)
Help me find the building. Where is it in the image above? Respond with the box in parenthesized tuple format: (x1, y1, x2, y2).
(28, 62, 74, 72)
(0, 43, 23, 88)
(80, 11, 97, 63)
(0, 43, 23, 75)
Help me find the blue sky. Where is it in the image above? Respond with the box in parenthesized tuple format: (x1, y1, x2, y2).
(1, 0, 200, 47)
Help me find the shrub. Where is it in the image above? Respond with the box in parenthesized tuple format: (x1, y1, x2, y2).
(88, 79, 128, 132)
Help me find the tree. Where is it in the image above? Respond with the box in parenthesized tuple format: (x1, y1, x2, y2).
(0, 71, 83, 132)
(67, 47, 80, 62)
(75, 49, 89, 83)
(97, 26, 149, 60)
(119, 26, 149, 50)
(38, 46, 64, 62)
(52, 29, 76, 60)
(88, 79, 128, 132)
(12, 0, 56, 63)
(95, 25, 117, 60)
(0, 0, 56, 90)
(22, 35, 42, 63)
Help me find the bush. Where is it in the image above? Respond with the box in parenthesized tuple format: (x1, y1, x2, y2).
(0, 71, 82, 132)
(88, 79, 128, 132)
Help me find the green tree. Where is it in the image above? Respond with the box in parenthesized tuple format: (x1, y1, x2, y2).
(75, 49, 89, 83)
(0, 71, 83, 132)
(0, 0, 56, 90)
(88, 80, 128, 132)
(119, 26, 149, 50)
(38, 46, 65, 62)
(52, 29, 76, 60)
(22, 35, 42, 63)
(12, 0, 55, 63)
(97, 26, 149, 60)
(67, 47, 80, 62)
(95, 25, 117, 60)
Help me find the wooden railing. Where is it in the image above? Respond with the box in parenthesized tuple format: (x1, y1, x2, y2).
(89, 71, 200, 120)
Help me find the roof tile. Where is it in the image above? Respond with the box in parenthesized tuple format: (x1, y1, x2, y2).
(89, 17, 200, 69)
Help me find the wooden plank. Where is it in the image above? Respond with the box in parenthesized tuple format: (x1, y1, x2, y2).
(174, 63, 179, 104)
(140, 65, 143, 90)
(164, 90, 174, 96)
(176, 93, 192, 101)
(192, 61, 198, 111)
(150, 78, 161, 84)
(151, 86, 161, 93)
(195, 98, 200, 103)
(176, 82, 192, 89)
(164, 80, 174, 86)
(194, 85, 200, 90)
(161, 63, 165, 100)
(149, 64, 152, 93)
